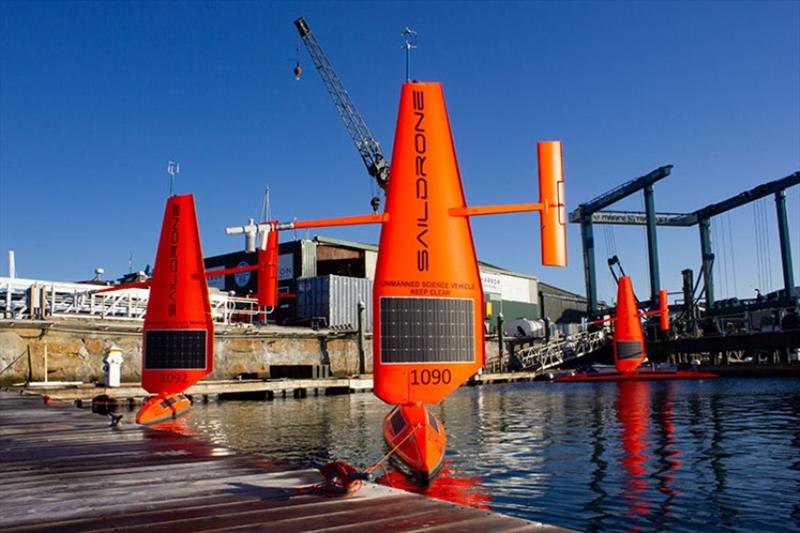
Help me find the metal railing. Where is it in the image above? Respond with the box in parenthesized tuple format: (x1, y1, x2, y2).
(0, 277, 262, 324)
(513, 329, 609, 372)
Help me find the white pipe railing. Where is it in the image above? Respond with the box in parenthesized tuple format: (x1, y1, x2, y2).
(0, 277, 262, 324)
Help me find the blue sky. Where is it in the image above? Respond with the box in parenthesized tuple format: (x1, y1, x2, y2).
(1, 1, 798, 303)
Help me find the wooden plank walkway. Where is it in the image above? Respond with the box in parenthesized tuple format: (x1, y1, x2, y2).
(0, 392, 564, 532)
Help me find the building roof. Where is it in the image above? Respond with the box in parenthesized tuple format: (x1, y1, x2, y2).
(538, 281, 587, 302)
(313, 235, 539, 281)
(314, 235, 378, 252)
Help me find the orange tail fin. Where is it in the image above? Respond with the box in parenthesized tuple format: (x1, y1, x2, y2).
(658, 289, 670, 331)
(538, 141, 567, 267)
(257, 222, 280, 308)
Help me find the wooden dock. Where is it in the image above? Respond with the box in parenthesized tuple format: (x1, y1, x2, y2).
(9, 371, 547, 405)
(0, 392, 563, 532)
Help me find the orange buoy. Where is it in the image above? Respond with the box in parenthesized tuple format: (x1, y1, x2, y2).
(137, 195, 213, 424)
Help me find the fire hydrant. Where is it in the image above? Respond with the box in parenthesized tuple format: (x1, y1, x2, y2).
(102, 344, 123, 388)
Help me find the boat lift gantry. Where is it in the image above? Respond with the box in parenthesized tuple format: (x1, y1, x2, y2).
(570, 168, 800, 316)
(569, 165, 676, 314)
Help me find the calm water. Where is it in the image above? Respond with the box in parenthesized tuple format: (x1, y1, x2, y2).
(177, 378, 800, 531)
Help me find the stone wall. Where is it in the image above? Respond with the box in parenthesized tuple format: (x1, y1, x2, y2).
(0, 319, 373, 385)
(0, 319, 499, 385)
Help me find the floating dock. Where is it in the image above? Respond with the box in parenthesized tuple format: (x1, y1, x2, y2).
(0, 392, 564, 532)
(9, 372, 547, 405)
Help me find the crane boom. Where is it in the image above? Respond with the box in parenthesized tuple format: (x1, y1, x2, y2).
(294, 17, 389, 190)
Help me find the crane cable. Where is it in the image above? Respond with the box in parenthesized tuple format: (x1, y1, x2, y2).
(601, 224, 617, 304)
(719, 215, 731, 297)
(726, 212, 738, 297)
(762, 198, 774, 291)
(717, 217, 726, 297)
(753, 201, 764, 292)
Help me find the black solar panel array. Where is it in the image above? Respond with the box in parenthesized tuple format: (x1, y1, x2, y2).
(144, 329, 207, 370)
(616, 340, 643, 360)
(380, 297, 474, 363)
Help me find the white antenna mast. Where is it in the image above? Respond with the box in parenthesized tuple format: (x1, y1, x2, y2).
(402, 27, 418, 82)
(260, 186, 271, 222)
(167, 161, 180, 196)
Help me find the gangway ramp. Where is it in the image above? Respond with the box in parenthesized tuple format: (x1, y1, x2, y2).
(513, 329, 608, 372)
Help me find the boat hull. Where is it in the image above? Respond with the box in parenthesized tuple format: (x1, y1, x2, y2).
(136, 393, 192, 425)
(382, 404, 446, 484)
(554, 370, 719, 382)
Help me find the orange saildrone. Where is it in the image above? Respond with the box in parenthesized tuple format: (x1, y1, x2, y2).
(101, 200, 284, 425)
(105, 81, 565, 482)
(137, 195, 214, 424)
(255, 81, 566, 481)
(555, 273, 718, 382)
(371, 82, 567, 481)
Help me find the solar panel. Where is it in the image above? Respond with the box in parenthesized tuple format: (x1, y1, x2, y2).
(144, 329, 207, 370)
(380, 297, 474, 363)
(616, 340, 643, 360)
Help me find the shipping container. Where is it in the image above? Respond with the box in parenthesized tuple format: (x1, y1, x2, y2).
(296, 275, 373, 331)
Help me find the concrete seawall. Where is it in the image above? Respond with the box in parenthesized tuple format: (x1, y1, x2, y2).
(0, 318, 500, 385)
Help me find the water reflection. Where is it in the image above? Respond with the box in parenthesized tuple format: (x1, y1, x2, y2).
(179, 378, 800, 532)
(616, 381, 652, 518)
(376, 466, 491, 509)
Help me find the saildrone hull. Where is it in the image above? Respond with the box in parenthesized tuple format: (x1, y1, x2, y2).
(382, 403, 446, 484)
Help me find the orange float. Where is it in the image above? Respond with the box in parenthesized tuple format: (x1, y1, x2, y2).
(137, 393, 193, 425)
(382, 403, 446, 482)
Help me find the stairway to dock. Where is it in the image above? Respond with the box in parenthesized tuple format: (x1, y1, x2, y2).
(0, 392, 564, 532)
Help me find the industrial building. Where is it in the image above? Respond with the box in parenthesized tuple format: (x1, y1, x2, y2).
(204, 236, 586, 332)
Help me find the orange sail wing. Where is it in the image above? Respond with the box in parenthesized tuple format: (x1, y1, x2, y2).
(141, 194, 214, 395)
(614, 275, 646, 373)
(373, 82, 484, 406)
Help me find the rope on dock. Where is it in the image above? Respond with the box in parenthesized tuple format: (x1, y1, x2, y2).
(313, 422, 421, 495)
